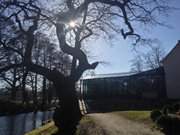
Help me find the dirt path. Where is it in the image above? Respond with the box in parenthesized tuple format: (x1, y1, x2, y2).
(88, 113, 163, 135)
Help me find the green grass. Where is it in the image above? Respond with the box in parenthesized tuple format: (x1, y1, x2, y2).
(25, 116, 102, 135)
(114, 111, 153, 126)
(25, 121, 58, 135)
(25, 117, 97, 135)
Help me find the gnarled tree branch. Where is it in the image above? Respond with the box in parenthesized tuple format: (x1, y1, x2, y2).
(56, 23, 98, 81)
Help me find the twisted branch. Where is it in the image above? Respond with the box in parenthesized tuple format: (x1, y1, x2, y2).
(56, 23, 98, 81)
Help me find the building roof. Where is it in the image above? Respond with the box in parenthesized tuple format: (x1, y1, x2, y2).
(82, 67, 164, 80)
(162, 40, 180, 63)
(82, 71, 137, 80)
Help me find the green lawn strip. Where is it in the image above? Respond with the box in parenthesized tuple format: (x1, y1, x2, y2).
(25, 116, 101, 135)
(113, 111, 153, 126)
(25, 121, 58, 135)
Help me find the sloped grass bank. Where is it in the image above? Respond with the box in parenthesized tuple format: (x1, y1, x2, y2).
(25, 121, 58, 135)
(114, 111, 151, 122)
(114, 111, 153, 126)
(26, 116, 105, 135)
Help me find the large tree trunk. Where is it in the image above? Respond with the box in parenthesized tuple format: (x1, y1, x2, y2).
(53, 79, 82, 135)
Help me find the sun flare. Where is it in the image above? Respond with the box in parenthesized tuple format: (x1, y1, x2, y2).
(69, 21, 76, 28)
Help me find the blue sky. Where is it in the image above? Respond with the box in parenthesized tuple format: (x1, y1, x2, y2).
(87, 0, 180, 74)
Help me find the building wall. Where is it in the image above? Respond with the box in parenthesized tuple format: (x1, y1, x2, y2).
(163, 43, 180, 99)
(82, 68, 165, 100)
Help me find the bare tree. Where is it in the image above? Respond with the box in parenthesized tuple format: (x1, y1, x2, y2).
(144, 44, 165, 69)
(0, 67, 21, 100)
(131, 44, 165, 72)
(0, 0, 171, 134)
(130, 55, 144, 73)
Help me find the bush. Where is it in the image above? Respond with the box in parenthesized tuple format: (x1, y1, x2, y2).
(156, 115, 180, 135)
(162, 105, 170, 115)
(151, 104, 180, 135)
(172, 103, 180, 113)
(150, 110, 162, 122)
(162, 103, 180, 115)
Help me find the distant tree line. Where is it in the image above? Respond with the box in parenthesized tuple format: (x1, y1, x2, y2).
(0, 20, 71, 106)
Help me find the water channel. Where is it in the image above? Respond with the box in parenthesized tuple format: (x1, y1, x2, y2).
(0, 110, 54, 135)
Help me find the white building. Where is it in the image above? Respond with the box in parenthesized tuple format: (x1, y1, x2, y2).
(162, 41, 180, 99)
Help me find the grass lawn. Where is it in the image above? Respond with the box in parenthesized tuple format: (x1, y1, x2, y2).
(25, 117, 98, 135)
(25, 121, 58, 135)
(113, 111, 153, 126)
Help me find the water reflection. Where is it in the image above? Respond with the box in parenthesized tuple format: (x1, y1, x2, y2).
(0, 111, 54, 135)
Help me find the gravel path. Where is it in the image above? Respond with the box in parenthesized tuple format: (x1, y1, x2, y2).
(88, 113, 163, 135)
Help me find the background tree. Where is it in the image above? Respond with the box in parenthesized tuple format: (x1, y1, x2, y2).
(131, 44, 165, 72)
(0, 0, 171, 134)
(144, 44, 165, 69)
(130, 55, 144, 73)
(0, 67, 21, 100)
(0, 8, 70, 105)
